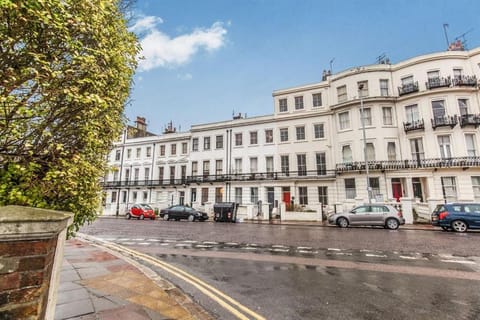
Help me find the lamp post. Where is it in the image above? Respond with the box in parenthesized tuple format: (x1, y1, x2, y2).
(358, 84, 372, 204)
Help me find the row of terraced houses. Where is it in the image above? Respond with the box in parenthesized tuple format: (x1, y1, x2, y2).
(102, 46, 480, 223)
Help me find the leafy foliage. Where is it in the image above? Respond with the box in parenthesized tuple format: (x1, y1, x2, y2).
(0, 0, 139, 231)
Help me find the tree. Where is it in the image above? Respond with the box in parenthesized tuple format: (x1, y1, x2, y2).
(0, 0, 140, 231)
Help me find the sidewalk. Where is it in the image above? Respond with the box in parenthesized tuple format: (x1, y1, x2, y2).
(55, 238, 213, 320)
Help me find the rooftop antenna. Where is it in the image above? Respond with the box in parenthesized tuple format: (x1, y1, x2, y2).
(443, 23, 450, 49)
(454, 28, 473, 50)
(329, 58, 335, 73)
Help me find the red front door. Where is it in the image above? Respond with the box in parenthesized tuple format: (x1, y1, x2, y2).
(392, 180, 403, 202)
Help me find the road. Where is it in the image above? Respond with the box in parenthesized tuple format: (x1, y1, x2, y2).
(79, 218, 480, 320)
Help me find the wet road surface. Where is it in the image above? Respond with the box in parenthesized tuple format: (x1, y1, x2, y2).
(80, 218, 480, 319)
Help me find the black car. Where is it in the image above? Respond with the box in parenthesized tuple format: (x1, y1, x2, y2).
(159, 205, 209, 222)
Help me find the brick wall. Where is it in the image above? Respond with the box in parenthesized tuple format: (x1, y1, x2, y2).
(0, 237, 58, 320)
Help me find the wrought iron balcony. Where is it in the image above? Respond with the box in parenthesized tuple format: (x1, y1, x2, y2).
(453, 75, 478, 87)
(431, 115, 457, 130)
(398, 81, 419, 96)
(102, 170, 337, 188)
(335, 156, 480, 172)
(426, 77, 451, 90)
(403, 119, 424, 132)
(460, 114, 480, 128)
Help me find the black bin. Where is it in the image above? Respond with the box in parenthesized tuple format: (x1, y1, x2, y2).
(213, 202, 238, 223)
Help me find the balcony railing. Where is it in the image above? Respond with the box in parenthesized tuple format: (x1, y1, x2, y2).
(431, 115, 457, 130)
(336, 156, 480, 172)
(426, 77, 451, 90)
(398, 81, 419, 96)
(102, 170, 337, 188)
(460, 114, 480, 128)
(403, 119, 425, 132)
(453, 75, 478, 87)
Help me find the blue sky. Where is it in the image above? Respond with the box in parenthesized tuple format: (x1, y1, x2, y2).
(127, 0, 480, 134)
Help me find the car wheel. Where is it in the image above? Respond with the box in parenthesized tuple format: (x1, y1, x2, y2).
(188, 215, 195, 222)
(441, 226, 450, 231)
(163, 214, 169, 221)
(139, 214, 144, 220)
(126, 213, 131, 220)
(451, 220, 467, 233)
(337, 217, 348, 228)
(385, 218, 399, 230)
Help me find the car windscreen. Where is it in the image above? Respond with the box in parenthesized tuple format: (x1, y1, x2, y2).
(140, 204, 153, 210)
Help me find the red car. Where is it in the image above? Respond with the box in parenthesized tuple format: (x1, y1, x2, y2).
(126, 204, 156, 220)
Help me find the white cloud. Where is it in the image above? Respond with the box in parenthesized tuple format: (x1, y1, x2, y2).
(177, 73, 193, 80)
(134, 17, 228, 72)
(130, 16, 163, 33)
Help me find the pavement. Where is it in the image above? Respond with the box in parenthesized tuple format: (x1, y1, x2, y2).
(54, 221, 434, 320)
(55, 238, 213, 320)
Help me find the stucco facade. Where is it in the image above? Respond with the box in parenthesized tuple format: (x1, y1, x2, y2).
(102, 47, 480, 221)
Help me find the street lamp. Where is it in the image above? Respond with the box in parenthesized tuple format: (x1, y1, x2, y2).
(358, 83, 372, 204)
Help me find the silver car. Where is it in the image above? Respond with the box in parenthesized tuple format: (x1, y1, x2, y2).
(328, 204, 405, 230)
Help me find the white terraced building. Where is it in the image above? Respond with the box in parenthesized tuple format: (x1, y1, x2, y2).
(103, 47, 480, 222)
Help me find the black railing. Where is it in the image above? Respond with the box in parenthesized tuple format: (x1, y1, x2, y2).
(453, 75, 477, 87)
(336, 156, 480, 172)
(403, 119, 424, 132)
(102, 170, 337, 188)
(398, 81, 419, 96)
(431, 115, 457, 130)
(426, 77, 451, 90)
(460, 114, 480, 128)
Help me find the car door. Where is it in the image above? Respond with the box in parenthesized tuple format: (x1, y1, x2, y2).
(131, 205, 139, 217)
(348, 206, 369, 225)
(465, 204, 480, 227)
(368, 205, 388, 225)
(172, 206, 183, 219)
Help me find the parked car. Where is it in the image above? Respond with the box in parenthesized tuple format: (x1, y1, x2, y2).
(328, 204, 405, 230)
(126, 204, 156, 220)
(431, 203, 480, 232)
(160, 205, 209, 222)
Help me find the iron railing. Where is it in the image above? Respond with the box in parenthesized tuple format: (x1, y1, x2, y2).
(398, 81, 419, 96)
(335, 156, 480, 172)
(453, 75, 477, 87)
(426, 77, 451, 90)
(431, 115, 457, 130)
(102, 170, 337, 188)
(403, 119, 424, 132)
(459, 114, 480, 128)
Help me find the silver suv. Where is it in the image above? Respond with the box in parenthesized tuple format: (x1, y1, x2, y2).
(328, 204, 405, 230)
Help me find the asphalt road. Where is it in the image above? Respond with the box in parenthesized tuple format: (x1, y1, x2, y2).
(80, 218, 480, 319)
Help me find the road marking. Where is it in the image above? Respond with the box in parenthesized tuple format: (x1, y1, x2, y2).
(327, 248, 341, 251)
(203, 241, 219, 245)
(271, 245, 289, 249)
(440, 259, 476, 265)
(138, 242, 150, 245)
(333, 252, 352, 256)
(147, 239, 162, 242)
(118, 238, 130, 241)
(365, 254, 387, 258)
(297, 246, 312, 250)
(195, 245, 214, 249)
(225, 242, 238, 246)
(79, 234, 266, 320)
(270, 248, 289, 253)
(121, 242, 135, 245)
(241, 247, 258, 250)
(133, 238, 145, 241)
(298, 250, 318, 254)
(182, 240, 198, 243)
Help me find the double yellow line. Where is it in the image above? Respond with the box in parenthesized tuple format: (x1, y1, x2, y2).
(79, 234, 266, 320)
